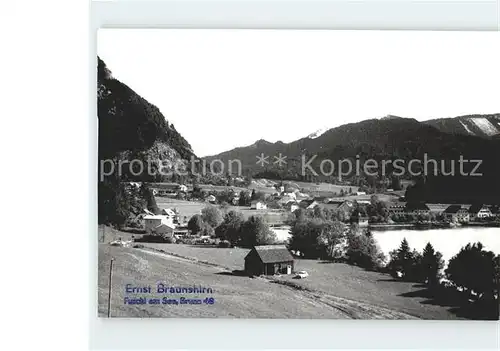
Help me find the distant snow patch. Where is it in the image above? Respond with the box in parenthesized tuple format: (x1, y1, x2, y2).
(307, 127, 329, 139)
(459, 120, 475, 135)
(469, 118, 499, 136)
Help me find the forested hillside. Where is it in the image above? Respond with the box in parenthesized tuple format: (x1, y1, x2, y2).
(206, 117, 500, 204)
(97, 57, 195, 225)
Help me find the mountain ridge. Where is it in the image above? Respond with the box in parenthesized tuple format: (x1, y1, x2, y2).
(212, 113, 500, 158)
(425, 113, 500, 139)
(204, 115, 500, 203)
(98, 57, 197, 225)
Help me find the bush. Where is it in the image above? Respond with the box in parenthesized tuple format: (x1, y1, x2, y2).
(215, 210, 245, 246)
(135, 235, 175, 243)
(178, 237, 196, 245)
(445, 242, 498, 301)
(386, 238, 421, 281)
(239, 216, 277, 248)
(218, 240, 231, 248)
(201, 206, 223, 228)
(346, 229, 385, 270)
(164, 237, 176, 244)
(187, 214, 204, 235)
(289, 218, 327, 259)
(201, 223, 215, 237)
(419, 242, 445, 286)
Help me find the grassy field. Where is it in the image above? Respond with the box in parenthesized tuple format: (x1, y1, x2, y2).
(97, 224, 496, 319)
(99, 243, 429, 318)
(342, 193, 400, 202)
(98, 225, 138, 243)
(98, 244, 349, 318)
(155, 197, 206, 218)
(155, 197, 290, 224)
(131, 243, 462, 319)
(197, 184, 249, 193)
(141, 243, 249, 269)
(287, 180, 359, 194)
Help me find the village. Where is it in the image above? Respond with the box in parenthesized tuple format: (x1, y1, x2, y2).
(101, 179, 500, 320)
(123, 180, 500, 247)
(95, 29, 500, 321)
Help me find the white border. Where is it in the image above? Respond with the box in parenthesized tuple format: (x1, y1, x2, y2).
(92, 0, 500, 30)
(90, 1, 500, 350)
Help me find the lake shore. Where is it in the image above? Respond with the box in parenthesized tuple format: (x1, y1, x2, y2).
(372, 226, 500, 265)
(369, 221, 499, 231)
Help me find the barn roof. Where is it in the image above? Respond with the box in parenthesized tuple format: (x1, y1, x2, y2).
(161, 208, 176, 216)
(404, 202, 430, 211)
(144, 215, 166, 220)
(426, 203, 450, 212)
(299, 199, 317, 209)
(245, 245, 294, 264)
(317, 203, 341, 211)
(489, 205, 500, 214)
(468, 204, 488, 214)
(443, 205, 469, 214)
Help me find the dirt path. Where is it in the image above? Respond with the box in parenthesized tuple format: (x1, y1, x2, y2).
(301, 290, 418, 319)
(137, 247, 419, 320)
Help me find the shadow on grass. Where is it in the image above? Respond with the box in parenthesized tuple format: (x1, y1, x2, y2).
(398, 285, 499, 320)
(377, 278, 409, 283)
(215, 270, 248, 277)
(120, 228, 146, 235)
(187, 245, 220, 249)
(318, 260, 342, 264)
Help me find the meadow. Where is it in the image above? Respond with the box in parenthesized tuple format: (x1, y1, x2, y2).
(98, 244, 347, 318)
(155, 197, 290, 224)
(287, 180, 359, 194)
(124, 242, 463, 319)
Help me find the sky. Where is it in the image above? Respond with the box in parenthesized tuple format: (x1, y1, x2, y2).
(98, 29, 500, 157)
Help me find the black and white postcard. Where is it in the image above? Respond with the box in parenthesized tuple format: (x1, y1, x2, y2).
(97, 29, 499, 320)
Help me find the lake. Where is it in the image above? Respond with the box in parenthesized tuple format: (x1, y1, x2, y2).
(372, 227, 500, 265)
(270, 225, 292, 242)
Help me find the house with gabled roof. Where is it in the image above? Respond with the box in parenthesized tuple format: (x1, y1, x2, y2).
(153, 222, 176, 238)
(468, 204, 493, 221)
(489, 205, 500, 217)
(244, 245, 294, 276)
(144, 215, 175, 234)
(279, 194, 296, 205)
(443, 205, 470, 223)
(250, 200, 267, 210)
(299, 199, 318, 210)
(404, 203, 431, 216)
(284, 201, 300, 213)
(317, 200, 355, 217)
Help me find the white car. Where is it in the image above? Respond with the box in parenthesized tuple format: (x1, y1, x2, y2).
(294, 270, 309, 279)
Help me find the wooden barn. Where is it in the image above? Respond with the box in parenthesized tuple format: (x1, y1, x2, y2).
(244, 245, 294, 276)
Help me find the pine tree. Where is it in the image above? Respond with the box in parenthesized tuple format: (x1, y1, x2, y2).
(250, 189, 257, 200)
(395, 238, 414, 280)
(420, 242, 445, 286)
